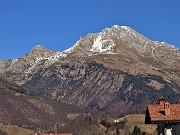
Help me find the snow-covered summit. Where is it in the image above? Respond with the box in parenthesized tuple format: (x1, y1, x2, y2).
(112, 25, 129, 30)
(64, 25, 150, 54)
(63, 25, 179, 64)
(31, 45, 48, 51)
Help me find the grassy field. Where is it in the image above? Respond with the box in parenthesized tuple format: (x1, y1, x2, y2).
(0, 123, 34, 135)
(118, 114, 157, 135)
(0, 114, 157, 135)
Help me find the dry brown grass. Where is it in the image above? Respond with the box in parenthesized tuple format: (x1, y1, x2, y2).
(0, 123, 34, 135)
(67, 113, 80, 120)
(118, 114, 157, 135)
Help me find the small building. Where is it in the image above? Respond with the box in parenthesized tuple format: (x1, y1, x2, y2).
(145, 96, 180, 135)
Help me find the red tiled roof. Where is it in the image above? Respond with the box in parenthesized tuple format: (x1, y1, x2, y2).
(147, 104, 180, 122)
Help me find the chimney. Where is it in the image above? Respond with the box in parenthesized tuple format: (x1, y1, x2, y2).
(159, 96, 166, 105)
(164, 102, 171, 116)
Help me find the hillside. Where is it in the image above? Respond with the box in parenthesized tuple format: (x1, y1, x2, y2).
(0, 123, 34, 135)
(0, 77, 82, 129)
(59, 114, 156, 135)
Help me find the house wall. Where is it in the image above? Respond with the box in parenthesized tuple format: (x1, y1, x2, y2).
(172, 124, 180, 135)
(157, 123, 165, 135)
(157, 123, 180, 135)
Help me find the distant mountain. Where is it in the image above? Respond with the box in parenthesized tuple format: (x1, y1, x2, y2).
(0, 77, 82, 129)
(0, 25, 179, 116)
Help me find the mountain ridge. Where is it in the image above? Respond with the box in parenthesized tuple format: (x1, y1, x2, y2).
(0, 25, 179, 117)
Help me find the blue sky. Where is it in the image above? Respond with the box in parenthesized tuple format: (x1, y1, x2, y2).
(0, 0, 180, 60)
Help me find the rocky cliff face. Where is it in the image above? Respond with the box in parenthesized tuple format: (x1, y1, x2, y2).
(0, 25, 179, 116)
(22, 58, 179, 116)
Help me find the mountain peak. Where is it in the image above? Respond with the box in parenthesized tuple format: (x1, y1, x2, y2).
(112, 25, 129, 29)
(63, 25, 179, 65)
(35, 45, 44, 48)
(29, 45, 55, 57)
(31, 45, 49, 52)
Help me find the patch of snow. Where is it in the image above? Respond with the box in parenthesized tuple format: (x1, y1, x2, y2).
(113, 25, 119, 29)
(104, 28, 111, 31)
(153, 41, 159, 44)
(34, 51, 67, 64)
(144, 42, 148, 49)
(24, 70, 32, 74)
(121, 26, 129, 29)
(35, 57, 44, 63)
(24, 64, 35, 75)
(36, 45, 42, 47)
(64, 47, 74, 53)
(90, 35, 103, 52)
(151, 46, 155, 54)
(132, 32, 136, 37)
(113, 25, 129, 30)
(161, 42, 166, 44)
(120, 32, 127, 38)
(44, 52, 67, 66)
(171, 45, 175, 49)
(24, 51, 68, 73)
(11, 58, 18, 64)
(90, 35, 115, 53)
(64, 40, 81, 53)
(31, 45, 42, 49)
(48, 52, 66, 61)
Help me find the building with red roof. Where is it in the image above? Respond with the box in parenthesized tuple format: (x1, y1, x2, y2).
(145, 96, 180, 135)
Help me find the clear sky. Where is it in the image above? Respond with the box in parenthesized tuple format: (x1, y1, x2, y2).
(0, 0, 180, 60)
